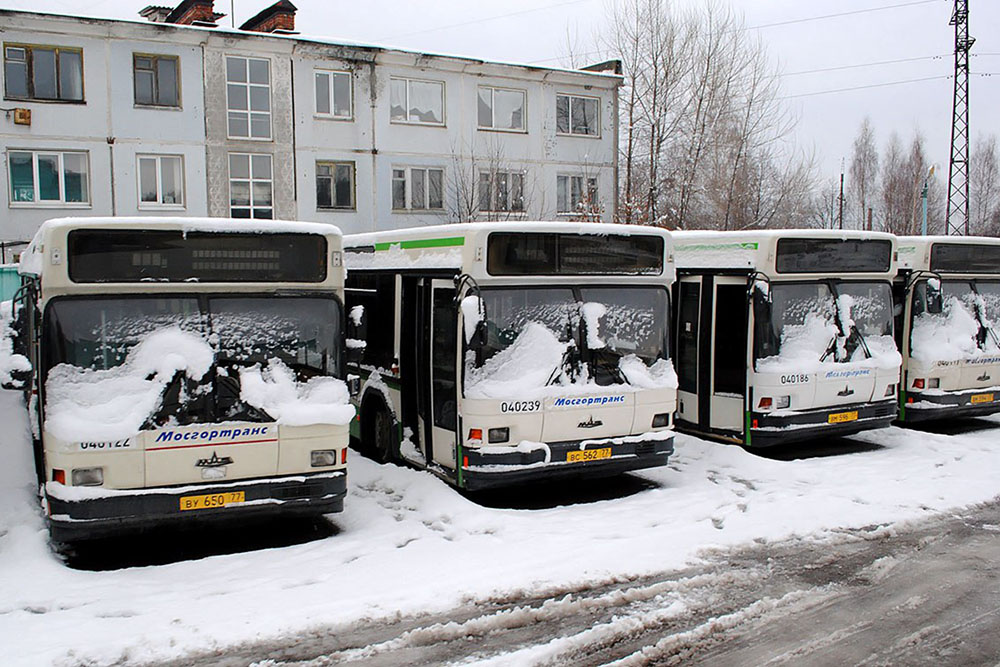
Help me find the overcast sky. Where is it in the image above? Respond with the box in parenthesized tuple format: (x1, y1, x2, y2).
(4, 0, 998, 182)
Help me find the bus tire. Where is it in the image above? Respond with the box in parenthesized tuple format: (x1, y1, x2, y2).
(361, 395, 396, 463)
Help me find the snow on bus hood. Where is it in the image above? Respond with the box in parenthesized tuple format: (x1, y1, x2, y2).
(910, 296, 998, 363)
(239, 360, 355, 426)
(45, 327, 214, 443)
(464, 322, 677, 400)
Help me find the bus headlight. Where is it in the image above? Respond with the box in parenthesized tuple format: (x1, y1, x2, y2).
(928, 378, 940, 389)
(488, 427, 510, 443)
(775, 396, 791, 409)
(310, 450, 337, 467)
(71, 467, 104, 486)
(652, 413, 670, 428)
(885, 384, 896, 397)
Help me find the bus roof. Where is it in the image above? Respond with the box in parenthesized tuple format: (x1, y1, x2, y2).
(897, 235, 1000, 274)
(344, 221, 673, 273)
(673, 229, 896, 276)
(20, 217, 342, 278)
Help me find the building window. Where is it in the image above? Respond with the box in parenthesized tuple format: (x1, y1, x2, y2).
(315, 69, 352, 119)
(557, 175, 598, 214)
(478, 87, 525, 132)
(3, 44, 83, 102)
(390, 77, 444, 125)
(556, 94, 599, 137)
(229, 153, 273, 219)
(226, 56, 271, 139)
(133, 54, 179, 107)
(392, 167, 444, 210)
(138, 155, 184, 208)
(478, 170, 525, 213)
(8, 150, 89, 205)
(316, 161, 355, 209)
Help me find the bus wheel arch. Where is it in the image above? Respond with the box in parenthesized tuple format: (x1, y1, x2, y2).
(360, 391, 397, 463)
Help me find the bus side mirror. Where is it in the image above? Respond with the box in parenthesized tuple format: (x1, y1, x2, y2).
(468, 320, 488, 350)
(926, 284, 943, 315)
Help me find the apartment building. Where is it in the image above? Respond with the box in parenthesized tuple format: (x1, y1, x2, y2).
(0, 0, 621, 243)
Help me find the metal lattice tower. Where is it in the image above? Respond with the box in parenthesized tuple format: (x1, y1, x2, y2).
(946, 0, 975, 235)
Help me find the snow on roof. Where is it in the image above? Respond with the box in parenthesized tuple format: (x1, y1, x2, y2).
(345, 221, 670, 248)
(0, 8, 621, 83)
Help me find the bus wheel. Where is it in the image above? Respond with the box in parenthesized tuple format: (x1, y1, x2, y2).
(372, 405, 397, 464)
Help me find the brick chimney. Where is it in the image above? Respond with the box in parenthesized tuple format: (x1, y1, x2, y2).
(240, 1, 297, 34)
(158, 0, 225, 27)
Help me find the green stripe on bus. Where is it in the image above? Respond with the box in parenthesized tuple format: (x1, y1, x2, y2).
(374, 237, 465, 251)
(677, 242, 759, 251)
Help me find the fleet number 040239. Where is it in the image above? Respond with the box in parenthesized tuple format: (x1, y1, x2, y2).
(500, 400, 541, 413)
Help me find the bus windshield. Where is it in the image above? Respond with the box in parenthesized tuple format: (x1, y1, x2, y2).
(465, 286, 672, 397)
(754, 281, 894, 371)
(911, 279, 1000, 357)
(43, 295, 342, 426)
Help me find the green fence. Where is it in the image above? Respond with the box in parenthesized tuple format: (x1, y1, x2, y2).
(0, 266, 20, 302)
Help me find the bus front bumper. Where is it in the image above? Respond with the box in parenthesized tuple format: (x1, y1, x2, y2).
(44, 470, 346, 542)
(459, 432, 674, 491)
(749, 400, 897, 447)
(900, 389, 1000, 422)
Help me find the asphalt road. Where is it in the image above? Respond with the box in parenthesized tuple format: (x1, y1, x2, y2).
(143, 497, 1000, 666)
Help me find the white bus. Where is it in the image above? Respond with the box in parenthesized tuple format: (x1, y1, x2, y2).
(343, 222, 677, 490)
(3, 218, 354, 542)
(672, 230, 901, 447)
(895, 236, 1000, 421)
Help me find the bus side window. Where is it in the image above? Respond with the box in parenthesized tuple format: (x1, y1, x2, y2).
(346, 273, 396, 370)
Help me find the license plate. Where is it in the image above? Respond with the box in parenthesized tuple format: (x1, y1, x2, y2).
(971, 393, 994, 404)
(828, 411, 859, 424)
(179, 491, 245, 511)
(566, 447, 612, 462)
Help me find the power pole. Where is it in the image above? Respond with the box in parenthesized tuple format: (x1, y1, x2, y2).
(946, 0, 974, 235)
(838, 162, 845, 230)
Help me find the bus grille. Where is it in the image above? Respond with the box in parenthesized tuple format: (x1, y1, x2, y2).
(275, 482, 324, 500)
(635, 442, 656, 456)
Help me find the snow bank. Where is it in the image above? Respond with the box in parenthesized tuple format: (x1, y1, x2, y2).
(910, 296, 984, 362)
(239, 359, 354, 426)
(44, 328, 213, 442)
(0, 301, 30, 389)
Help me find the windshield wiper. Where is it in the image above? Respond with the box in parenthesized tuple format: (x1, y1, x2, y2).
(820, 286, 872, 363)
(969, 281, 1000, 350)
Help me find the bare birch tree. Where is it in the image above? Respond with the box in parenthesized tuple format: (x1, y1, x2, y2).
(848, 117, 879, 230)
(971, 134, 1000, 236)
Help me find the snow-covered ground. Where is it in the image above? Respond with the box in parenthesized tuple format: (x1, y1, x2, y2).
(2, 384, 999, 666)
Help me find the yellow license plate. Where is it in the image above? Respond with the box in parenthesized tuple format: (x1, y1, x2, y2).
(567, 447, 612, 462)
(971, 393, 994, 404)
(828, 411, 859, 424)
(179, 491, 245, 511)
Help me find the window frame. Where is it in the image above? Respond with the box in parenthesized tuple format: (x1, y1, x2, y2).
(225, 55, 272, 141)
(477, 85, 527, 133)
(228, 152, 274, 219)
(313, 68, 353, 120)
(478, 169, 526, 214)
(316, 160, 356, 210)
(136, 154, 185, 209)
(556, 93, 601, 138)
(389, 76, 446, 126)
(556, 174, 599, 215)
(391, 166, 445, 212)
(132, 52, 181, 108)
(3, 42, 85, 103)
(7, 149, 91, 208)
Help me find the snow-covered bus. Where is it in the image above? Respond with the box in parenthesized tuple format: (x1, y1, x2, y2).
(672, 230, 901, 447)
(343, 222, 677, 490)
(895, 236, 1000, 421)
(2, 218, 354, 542)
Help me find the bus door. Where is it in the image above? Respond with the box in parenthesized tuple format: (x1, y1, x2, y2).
(710, 277, 748, 434)
(415, 279, 459, 470)
(675, 275, 748, 439)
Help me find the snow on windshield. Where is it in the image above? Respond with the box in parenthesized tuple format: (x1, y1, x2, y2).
(240, 360, 354, 426)
(0, 301, 30, 389)
(44, 324, 352, 442)
(756, 284, 900, 374)
(45, 327, 214, 442)
(911, 282, 1000, 362)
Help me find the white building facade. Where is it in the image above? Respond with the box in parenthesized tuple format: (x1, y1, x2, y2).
(0, 6, 620, 243)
